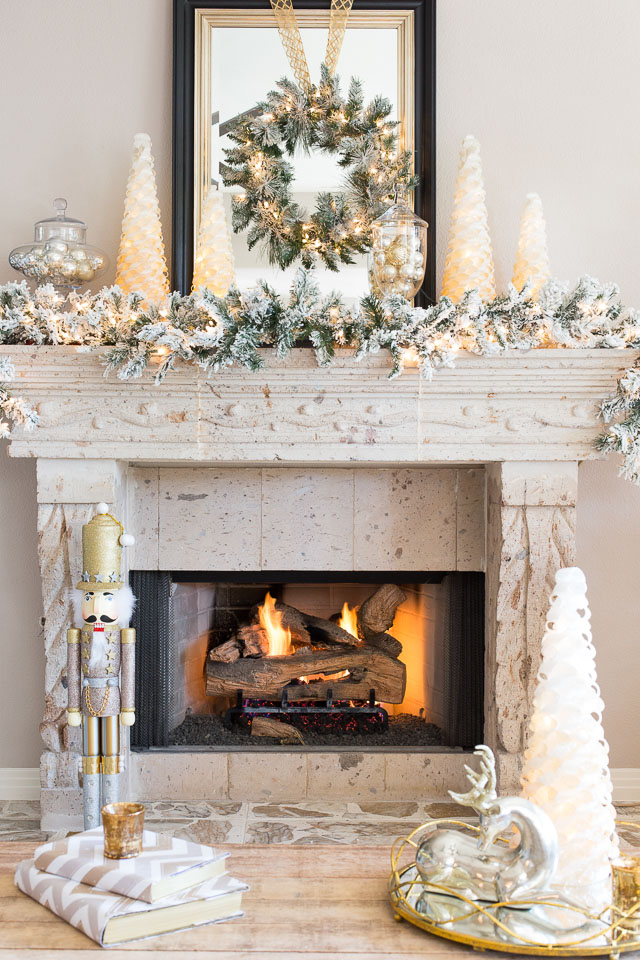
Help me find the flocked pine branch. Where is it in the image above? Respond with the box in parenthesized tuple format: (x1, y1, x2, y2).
(2, 272, 640, 483)
(0, 355, 39, 438)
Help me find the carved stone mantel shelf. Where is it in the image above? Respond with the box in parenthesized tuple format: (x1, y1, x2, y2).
(4, 345, 635, 463)
(3, 345, 635, 827)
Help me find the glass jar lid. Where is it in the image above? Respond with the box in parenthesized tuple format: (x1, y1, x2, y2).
(34, 198, 87, 244)
(374, 184, 429, 229)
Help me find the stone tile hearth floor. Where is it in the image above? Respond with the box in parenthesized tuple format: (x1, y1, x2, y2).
(2, 799, 640, 846)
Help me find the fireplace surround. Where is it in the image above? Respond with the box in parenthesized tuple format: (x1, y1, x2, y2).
(5, 344, 632, 829)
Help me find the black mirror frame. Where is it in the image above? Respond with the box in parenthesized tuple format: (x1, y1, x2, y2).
(173, 0, 436, 304)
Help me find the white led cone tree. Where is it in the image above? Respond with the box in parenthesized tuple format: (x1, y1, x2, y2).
(191, 188, 236, 296)
(512, 193, 551, 298)
(441, 135, 495, 303)
(116, 133, 169, 303)
(521, 566, 619, 911)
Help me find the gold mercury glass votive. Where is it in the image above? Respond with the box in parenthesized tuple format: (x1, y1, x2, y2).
(612, 856, 640, 934)
(102, 802, 145, 859)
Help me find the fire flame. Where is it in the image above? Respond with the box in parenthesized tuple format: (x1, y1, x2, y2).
(300, 602, 359, 683)
(338, 602, 359, 639)
(258, 594, 357, 683)
(259, 592, 293, 657)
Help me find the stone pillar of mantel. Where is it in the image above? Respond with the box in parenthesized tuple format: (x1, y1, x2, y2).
(485, 461, 577, 791)
(36, 459, 130, 825)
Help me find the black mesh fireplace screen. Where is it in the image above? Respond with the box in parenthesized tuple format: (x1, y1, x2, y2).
(443, 572, 484, 749)
(130, 571, 174, 749)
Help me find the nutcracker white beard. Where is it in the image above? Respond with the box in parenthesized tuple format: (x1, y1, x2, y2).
(70, 585, 136, 629)
(89, 627, 109, 671)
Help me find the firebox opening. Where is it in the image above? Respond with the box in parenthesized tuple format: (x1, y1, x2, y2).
(130, 571, 484, 751)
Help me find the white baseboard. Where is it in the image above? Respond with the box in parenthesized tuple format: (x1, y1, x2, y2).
(612, 768, 640, 803)
(0, 767, 40, 801)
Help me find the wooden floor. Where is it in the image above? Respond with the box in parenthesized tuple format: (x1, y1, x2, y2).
(0, 840, 493, 958)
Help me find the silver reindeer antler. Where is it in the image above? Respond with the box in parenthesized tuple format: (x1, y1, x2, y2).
(449, 745, 498, 815)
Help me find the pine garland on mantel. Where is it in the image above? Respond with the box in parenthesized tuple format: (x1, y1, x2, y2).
(1, 270, 640, 482)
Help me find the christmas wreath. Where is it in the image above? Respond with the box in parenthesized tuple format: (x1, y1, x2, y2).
(222, 65, 417, 271)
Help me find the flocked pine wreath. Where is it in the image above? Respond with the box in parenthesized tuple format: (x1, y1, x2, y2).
(222, 64, 417, 271)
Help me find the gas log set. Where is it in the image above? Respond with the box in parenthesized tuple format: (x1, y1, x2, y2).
(206, 584, 408, 738)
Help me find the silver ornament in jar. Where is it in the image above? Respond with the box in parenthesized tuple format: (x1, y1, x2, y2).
(368, 185, 428, 300)
(8, 198, 108, 291)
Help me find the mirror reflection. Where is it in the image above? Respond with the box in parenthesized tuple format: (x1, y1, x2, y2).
(208, 23, 404, 300)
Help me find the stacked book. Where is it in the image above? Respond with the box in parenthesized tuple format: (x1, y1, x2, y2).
(15, 827, 247, 947)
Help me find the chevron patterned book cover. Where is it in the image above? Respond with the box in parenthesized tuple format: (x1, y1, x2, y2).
(15, 860, 246, 947)
(33, 827, 228, 902)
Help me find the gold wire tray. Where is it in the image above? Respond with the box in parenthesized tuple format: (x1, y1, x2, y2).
(389, 819, 640, 958)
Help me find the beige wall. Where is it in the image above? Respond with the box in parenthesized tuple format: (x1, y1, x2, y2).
(1, 0, 639, 766)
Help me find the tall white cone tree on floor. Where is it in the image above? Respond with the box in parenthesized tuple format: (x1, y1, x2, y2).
(521, 567, 619, 911)
(116, 133, 169, 302)
(441, 135, 495, 303)
(191, 188, 236, 295)
(512, 193, 551, 298)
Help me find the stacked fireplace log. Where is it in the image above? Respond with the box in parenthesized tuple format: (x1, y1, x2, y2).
(206, 584, 407, 703)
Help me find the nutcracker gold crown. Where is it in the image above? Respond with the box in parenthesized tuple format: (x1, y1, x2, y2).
(76, 510, 124, 591)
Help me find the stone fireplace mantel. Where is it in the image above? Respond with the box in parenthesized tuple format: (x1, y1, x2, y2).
(4, 345, 633, 463)
(4, 345, 634, 827)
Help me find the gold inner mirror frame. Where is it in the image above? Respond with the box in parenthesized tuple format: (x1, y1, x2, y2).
(193, 7, 416, 263)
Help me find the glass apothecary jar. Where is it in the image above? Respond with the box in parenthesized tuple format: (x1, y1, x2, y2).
(8, 198, 108, 290)
(368, 187, 428, 300)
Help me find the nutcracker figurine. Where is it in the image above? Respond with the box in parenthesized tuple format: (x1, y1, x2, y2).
(66, 503, 136, 829)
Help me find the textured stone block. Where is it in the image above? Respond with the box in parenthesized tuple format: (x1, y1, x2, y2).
(128, 466, 159, 569)
(130, 752, 229, 801)
(306, 752, 386, 800)
(384, 753, 471, 800)
(456, 468, 486, 570)
(40, 787, 84, 831)
(354, 469, 457, 570)
(36, 458, 120, 505)
(159, 468, 262, 570)
(497, 461, 578, 507)
(261, 469, 354, 570)
(229, 752, 307, 801)
(40, 750, 80, 789)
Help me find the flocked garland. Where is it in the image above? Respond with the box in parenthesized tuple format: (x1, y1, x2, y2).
(1, 272, 640, 482)
(222, 65, 416, 270)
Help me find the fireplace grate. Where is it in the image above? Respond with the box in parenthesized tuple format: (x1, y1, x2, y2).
(226, 688, 389, 736)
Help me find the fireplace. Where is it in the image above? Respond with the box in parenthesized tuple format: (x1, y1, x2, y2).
(131, 572, 484, 752)
(6, 345, 610, 825)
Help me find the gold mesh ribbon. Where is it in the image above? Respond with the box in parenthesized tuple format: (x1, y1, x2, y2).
(270, 0, 311, 90)
(270, 0, 353, 89)
(325, 0, 354, 76)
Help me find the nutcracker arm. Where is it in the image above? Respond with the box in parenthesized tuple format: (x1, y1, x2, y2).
(66, 628, 82, 726)
(120, 627, 136, 725)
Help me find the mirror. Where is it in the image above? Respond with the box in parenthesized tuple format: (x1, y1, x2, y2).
(174, 1, 435, 302)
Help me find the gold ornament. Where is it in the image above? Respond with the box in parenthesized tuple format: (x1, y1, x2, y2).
(512, 193, 551, 299)
(192, 188, 236, 296)
(441, 135, 495, 303)
(116, 133, 169, 303)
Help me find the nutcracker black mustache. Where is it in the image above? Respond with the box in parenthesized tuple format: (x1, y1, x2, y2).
(84, 615, 117, 623)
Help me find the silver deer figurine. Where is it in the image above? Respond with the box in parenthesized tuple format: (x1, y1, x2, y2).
(416, 745, 559, 903)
